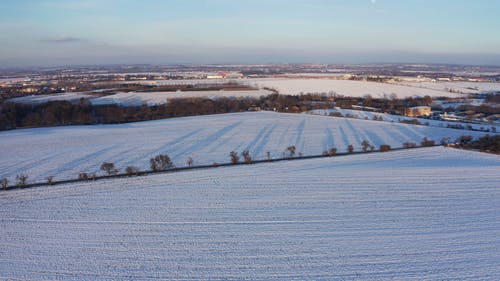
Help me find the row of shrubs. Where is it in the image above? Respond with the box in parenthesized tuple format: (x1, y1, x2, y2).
(454, 134, 500, 154)
(0, 174, 28, 189)
(0, 154, 174, 189)
(1, 136, 457, 189)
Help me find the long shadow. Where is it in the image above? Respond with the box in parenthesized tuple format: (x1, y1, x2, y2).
(207, 121, 246, 154)
(363, 129, 386, 147)
(295, 119, 306, 153)
(55, 145, 116, 175)
(323, 127, 335, 151)
(127, 128, 204, 165)
(3, 149, 69, 180)
(244, 124, 272, 152)
(252, 124, 278, 158)
(338, 125, 351, 150)
(380, 124, 414, 145)
(170, 121, 243, 160)
(394, 124, 425, 143)
(344, 119, 366, 145)
(277, 124, 292, 147)
(3, 146, 443, 191)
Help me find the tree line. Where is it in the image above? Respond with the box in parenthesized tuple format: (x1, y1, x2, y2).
(3, 137, 446, 190)
(0, 93, 438, 131)
(453, 134, 500, 154)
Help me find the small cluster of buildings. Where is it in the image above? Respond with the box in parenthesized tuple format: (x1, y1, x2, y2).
(206, 72, 244, 79)
(404, 106, 432, 117)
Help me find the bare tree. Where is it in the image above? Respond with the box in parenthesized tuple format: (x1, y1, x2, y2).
(101, 162, 118, 175)
(421, 137, 435, 147)
(286, 145, 296, 158)
(242, 150, 252, 164)
(186, 156, 194, 167)
(456, 135, 473, 145)
(440, 137, 451, 146)
(150, 154, 173, 171)
(347, 144, 354, 153)
(403, 142, 417, 148)
(361, 140, 371, 152)
(45, 176, 54, 185)
(380, 144, 391, 152)
(125, 166, 140, 176)
(16, 174, 28, 188)
(230, 151, 240, 164)
(1, 178, 8, 190)
(78, 173, 89, 180)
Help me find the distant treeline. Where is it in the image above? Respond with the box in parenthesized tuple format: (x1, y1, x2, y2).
(0, 93, 438, 131)
(0, 82, 254, 101)
(455, 134, 500, 154)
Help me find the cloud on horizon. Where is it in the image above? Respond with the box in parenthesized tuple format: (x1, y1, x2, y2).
(40, 37, 86, 43)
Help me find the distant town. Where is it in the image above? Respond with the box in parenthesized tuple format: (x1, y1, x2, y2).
(1, 63, 499, 131)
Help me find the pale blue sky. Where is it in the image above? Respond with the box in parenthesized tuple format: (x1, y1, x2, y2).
(1, 0, 500, 67)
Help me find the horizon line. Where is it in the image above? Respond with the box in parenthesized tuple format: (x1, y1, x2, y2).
(2, 61, 500, 71)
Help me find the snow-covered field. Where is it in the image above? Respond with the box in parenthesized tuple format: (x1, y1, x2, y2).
(308, 109, 500, 130)
(0, 112, 492, 183)
(393, 81, 500, 94)
(8, 79, 499, 106)
(1, 147, 499, 280)
(0, 77, 29, 83)
(110, 78, 230, 86)
(117, 78, 500, 97)
(245, 78, 467, 98)
(7, 92, 94, 104)
(433, 98, 488, 108)
(90, 89, 272, 106)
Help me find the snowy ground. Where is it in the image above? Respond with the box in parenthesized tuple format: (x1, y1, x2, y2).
(0, 77, 29, 83)
(0, 147, 499, 280)
(308, 109, 500, 131)
(90, 89, 272, 106)
(110, 78, 231, 86)
(392, 81, 500, 94)
(433, 99, 488, 109)
(0, 112, 493, 183)
(117, 78, 500, 98)
(7, 92, 94, 104)
(244, 78, 468, 98)
(7, 79, 499, 106)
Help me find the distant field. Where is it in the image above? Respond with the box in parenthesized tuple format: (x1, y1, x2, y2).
(245, 78, 467, 98)
(1, 147, 499, 280)
(121, 78, 500, 97)
(8, 92, 94, 104)
(109, 78, 500, 99)
(308, 109, 500, 131)
(0, 111, 492, 183)
(393, 81, 500, 94)
(90, 89, 272, 106)
(8, 79, 500, 106)
(246, 78, 500, 97)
